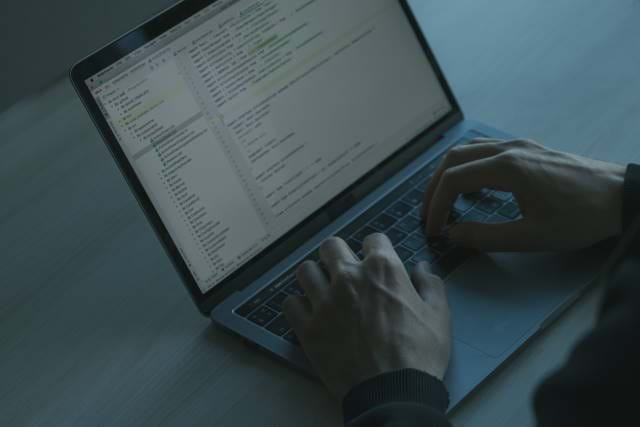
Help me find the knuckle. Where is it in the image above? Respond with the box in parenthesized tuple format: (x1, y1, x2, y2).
(333, 264, 356, 283)
(495, 151, 520, 170)
(366, 251, 400, 271)
(333, 281, 359, 305)
(444, 146, 464, 164)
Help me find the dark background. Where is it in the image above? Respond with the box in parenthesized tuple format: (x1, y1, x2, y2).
(0, 0, 175, 112)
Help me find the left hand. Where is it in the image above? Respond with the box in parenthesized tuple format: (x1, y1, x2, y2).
(283, 233, 451, 400)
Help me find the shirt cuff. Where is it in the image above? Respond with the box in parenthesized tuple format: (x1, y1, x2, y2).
(342, 368, 450, 423)
(623, 164, 640, 231)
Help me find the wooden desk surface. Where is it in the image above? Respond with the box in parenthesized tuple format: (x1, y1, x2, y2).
(2, 0, 640, 425)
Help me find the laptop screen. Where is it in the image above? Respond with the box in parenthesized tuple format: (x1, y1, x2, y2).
(86, 0, 452, 293)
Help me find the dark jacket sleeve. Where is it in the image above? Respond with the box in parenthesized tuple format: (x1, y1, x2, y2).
(343, 369, 451, 427)
(533, 163, 640, 426)
(343, 164, 640, 427)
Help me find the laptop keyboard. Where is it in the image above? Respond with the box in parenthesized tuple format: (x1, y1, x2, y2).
(234, 132, 521, 346)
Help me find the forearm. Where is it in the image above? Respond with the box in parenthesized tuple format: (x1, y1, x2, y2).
(533, 256, 640, 426)
(533, 163, 640, 426)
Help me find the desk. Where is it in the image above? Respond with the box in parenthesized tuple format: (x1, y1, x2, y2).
(2, 0, 640, 425)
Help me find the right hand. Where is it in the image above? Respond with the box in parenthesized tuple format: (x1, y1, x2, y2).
(422, 139, 625, 252)
(283, 234, 451, 400)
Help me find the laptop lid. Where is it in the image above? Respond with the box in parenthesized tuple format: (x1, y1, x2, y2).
(71, 0, 462, 315)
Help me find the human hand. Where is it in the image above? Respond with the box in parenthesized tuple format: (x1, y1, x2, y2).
(422, 139, 625, 251)
(283, 234, 451, 400)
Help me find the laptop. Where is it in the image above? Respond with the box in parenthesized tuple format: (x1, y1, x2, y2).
(70, 0, 606, 410)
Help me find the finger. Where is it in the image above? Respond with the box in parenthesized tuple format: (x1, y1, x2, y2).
(296, 261, 329, 308)
(468, 137, 504, 145)
(362, 232, 397, 259)
(282, 294, 312, 326)
(425, 156, 514, 236)
(411, 262, 447, 308)
(319, 237, 358, 279)
(362, 233, 410, 290)
(422, 143, 505, 219)
(448, 219, 538, 252)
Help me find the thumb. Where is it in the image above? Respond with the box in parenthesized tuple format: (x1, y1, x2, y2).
(448, 219, 535, 252)
(411, 262, 447, 305)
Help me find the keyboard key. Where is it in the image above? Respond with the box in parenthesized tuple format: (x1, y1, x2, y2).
(396, 216, 422, 233)
(461, 210, 488, 223)
(266, 314, 290, 336)
(411, 247, 439, 264)
(346, 238, 360, 253)
(267, 292, 288, 312)
(285, 281, 304, 296)
(417, 156, 444, 185)
(386, 228, 408, 245)
(353, 225, 378, 242)
(272, 276, 293, 292)
(491, 191, 512, 202)
(454, 196, 475, 212)
(396, 246, 413, 262)
(236, 279, 288, 317)
(417, 175, 433, 189)
(335, 228, 350, 240)
(306, 251, 320, 263)
(432, 248, 472, 278)
(370, 214, 396, 232)
(387, 201, 413, 219)
(476, 197, 503, 214)
(410, 206, 423, 219)
(236, 297, 262, 318)
(485, 215, 508, 224)
(284, 330, 300, 346)
(248, 306, 278, 326)
(403, 233, 427, 251)
(404, 260, 417, 273)
(407, 163, 436, 187)
(402, 189, 424, 206)
(465, 190, 489, 201)
(498, 202, 520, 219)
(428, 237, 454, 254)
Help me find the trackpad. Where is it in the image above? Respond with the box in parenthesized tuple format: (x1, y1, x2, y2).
(446, 250, 604, 358)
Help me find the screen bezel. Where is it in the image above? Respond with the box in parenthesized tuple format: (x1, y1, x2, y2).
(70, 0, 463, 315)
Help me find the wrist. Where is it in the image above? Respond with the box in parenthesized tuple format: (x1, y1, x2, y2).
(606, 164, 626, 236)
(623, 164, 640, 231)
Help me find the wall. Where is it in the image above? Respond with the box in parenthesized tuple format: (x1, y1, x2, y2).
(0, 0, 175, 112)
